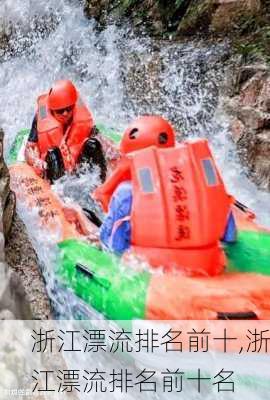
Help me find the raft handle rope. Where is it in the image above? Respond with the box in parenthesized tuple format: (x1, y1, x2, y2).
(217, 311, 258, 320)
(234, 199, 256, 220)
(75, 263, 110, 289)
(82, 208, 103, 227)
(234, 200, 249, 213)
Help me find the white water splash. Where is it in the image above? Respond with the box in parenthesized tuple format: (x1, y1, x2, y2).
(0, 0, 269, 307)
(0, 1, 270, 399)
(1, 0, 269, 227)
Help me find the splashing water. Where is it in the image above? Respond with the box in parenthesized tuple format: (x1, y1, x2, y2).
(1, 0, 269, 224)
(0, 0, 269, 304)
(1, 0, 125, 152)
(1, 1, 270, 399)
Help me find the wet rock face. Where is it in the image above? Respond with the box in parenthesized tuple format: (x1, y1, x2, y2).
(0, 269, 32, 320)
(211, 0, 261, 33)
(0, 129, 15, 239)
(0, 129, 32, 319)
(84, 0, 262, 37)
(84, 0, 111, 26)
(121, 41, 230, 137)
(0, 129, 50, 319)
(5, 213, 51, 319)
(227, 65, 270, 190)
(84, 0, 166, 33)
(177, 0, 218, 35)
(0, 129, 31, 319)
(0, 2, 61, 62)
(178, 0, 261, 35)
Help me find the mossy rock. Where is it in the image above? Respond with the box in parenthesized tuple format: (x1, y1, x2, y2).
(177, 0, 217, 36)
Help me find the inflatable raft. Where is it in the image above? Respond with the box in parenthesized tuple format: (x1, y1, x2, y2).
(7, 127, 270, 321)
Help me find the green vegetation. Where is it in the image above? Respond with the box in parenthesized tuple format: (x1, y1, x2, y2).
(121, 0, 138, 11)
(177, 0, 216, 35)
(89, 0, 194, 35)
(85, 0, 270, 64)
(233, 1, 270, 63)
(175, 0, 185, 6)
(235, 25, 270, 63)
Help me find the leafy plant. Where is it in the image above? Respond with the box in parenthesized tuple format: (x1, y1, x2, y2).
(262, 26, 270, 39)
(175, 0, 185, 7)
(121, 0, 137, 11)
(236, 42, 264, 63)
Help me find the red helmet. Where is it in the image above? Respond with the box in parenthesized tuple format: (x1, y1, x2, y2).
(120, 115, 175, 154)
(48, 79, 78, 110)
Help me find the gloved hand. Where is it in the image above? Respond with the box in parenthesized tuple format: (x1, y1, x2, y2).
(92, 187, 111, 212)
(25, 141, 47, 177)
(63, 204, 99, 237)
(33, 159, 47, 178)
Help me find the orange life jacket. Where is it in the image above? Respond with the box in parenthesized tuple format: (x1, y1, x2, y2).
(101, 139, 232, 276)
(36, 94, 94, 171)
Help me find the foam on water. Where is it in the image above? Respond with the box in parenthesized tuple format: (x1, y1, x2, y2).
(1, 0, 269, 226)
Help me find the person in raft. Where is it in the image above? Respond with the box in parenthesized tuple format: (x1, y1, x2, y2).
(93, 115, 237, 277)
(25, 79, 107, 182)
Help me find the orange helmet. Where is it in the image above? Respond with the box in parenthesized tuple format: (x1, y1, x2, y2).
(48, 79, 78, 110)
(120, 115, 175, 154)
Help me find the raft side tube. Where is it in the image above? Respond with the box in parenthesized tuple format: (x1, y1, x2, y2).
(57, 239, 151, 320)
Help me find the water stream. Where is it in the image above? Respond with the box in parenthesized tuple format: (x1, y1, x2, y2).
(0, 1, 269, 397)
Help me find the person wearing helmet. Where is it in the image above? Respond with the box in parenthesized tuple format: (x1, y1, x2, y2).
(96, 115, 176, 255)
(95, 115, 237, 276)
(93, 115, 176, 213)
(25, 79, 107, 182)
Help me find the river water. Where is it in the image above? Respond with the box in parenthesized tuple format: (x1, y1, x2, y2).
(1, 0, 269, 224)
(0, 1, 269, 398)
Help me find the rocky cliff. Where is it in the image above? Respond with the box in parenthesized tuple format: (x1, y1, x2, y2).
(85, 0, 270, 191)
(84, 0, 266, 38)
(0, 128, 51, 319)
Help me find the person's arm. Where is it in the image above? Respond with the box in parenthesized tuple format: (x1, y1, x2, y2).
(221, 210, 237, 243)
(93, 157, 131, 212)
(25, 115, 47, 176)
(91, 125, 121, 166)
(99, 182, 132, 255)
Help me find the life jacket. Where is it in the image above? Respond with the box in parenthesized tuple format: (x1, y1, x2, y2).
(103, 140, 232, 276)
(36, 94, 94, 171)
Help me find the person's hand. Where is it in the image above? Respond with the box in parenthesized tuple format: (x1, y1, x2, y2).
(32, 160, 47, 177)
(63, 204, 100, 237)
(92, 188, 109, 212)
(86, 230, 101, 247)
(25, 142, 46, 177)
(33, 159, 47, 176)
(62, 206, 79, 224)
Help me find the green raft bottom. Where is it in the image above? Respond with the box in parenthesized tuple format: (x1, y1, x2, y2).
(9, 126, 270, 391)
(56, 233, 270, 391)
(226, 230, 270, 275)
(57, 239, 151, 321)
(57, 229, 270, 321)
